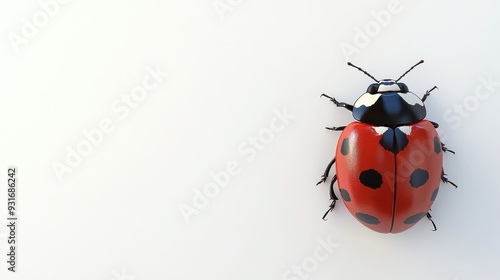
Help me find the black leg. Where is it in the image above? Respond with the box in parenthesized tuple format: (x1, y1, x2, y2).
(322, 175, 339, 220)
(421, 86, 438, 103)
(321, 94, 353, 112)
(316, 157, 335, 185)
(316, 157, 339, 220)
(325, 126, 346, 131)
(426, 212, 437, 231)
(441, 169, 458, 188)
(430, 121, 455, 153)
(441, 142, 455, 154)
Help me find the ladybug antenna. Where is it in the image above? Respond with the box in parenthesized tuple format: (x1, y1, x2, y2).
(396, 60, 424, 82)
(347, 62, 379, 83)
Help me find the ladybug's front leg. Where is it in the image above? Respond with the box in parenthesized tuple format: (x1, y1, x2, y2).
(321, 94, 353, 112)
(421, 86, 438, 102)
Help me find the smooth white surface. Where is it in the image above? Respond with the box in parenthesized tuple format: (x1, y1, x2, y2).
(0, 0, 499, 279)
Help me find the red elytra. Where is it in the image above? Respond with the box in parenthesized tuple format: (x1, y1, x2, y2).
(317, 61, 456, 233)
(335, 121, 442, 233)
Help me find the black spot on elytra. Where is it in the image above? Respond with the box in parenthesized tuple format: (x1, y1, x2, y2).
(434, 136, 441, 154)
(379, 128, 408, 154)
(403, 212, 427, 224)
(356, 212, 380, 225)
(359, 169, 383, 189)
(340, 188, 351, 202)
(341, 138, 350, 155)
(431, 187, 439, 201)
(410, 169, 429, 188)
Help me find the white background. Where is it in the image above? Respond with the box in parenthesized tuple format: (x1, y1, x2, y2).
(1, 0, 499, 279)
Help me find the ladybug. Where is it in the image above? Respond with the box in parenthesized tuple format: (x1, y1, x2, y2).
(317, 60, 457, 233)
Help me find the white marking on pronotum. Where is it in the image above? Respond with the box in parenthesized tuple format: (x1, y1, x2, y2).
(398, 126, 412, 135)
(354, 93, 381, 108)
(399, 93, 424, 106)
(373, 126, 389, 135)
(378, 83, 401, 92)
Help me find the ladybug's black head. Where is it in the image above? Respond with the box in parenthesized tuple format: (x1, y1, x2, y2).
(347, 61, 426, 127)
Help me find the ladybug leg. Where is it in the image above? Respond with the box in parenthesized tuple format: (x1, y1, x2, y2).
(325, 126, 346, 131)
(441, 169, 458, 188)
(322, 174, 339, 221)
(321, 94, 353, 112)
(426, 212, 437, 231)
(316, 157, 336, 185)
(441, 142, 455, 154)
(316, 157, 339, 220)
(429, 121, 455, 154)
(421, 86, 438, 102)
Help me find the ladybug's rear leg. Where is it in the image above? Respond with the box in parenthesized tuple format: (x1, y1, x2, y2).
(441, 169, 458, 188)
(321, 94, 353, 112)
(426, 212, 437, 231)
(316, 157, 339, 220)
(322, 174, 339, 220)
